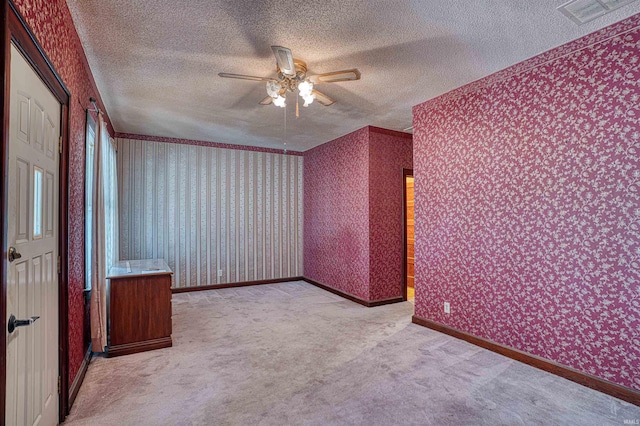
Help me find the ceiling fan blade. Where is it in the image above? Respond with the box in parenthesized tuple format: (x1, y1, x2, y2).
(312, 89, 335, 106)
(310, 69, 361, 84)
(271, 46, 295, 76)
(218, 73, 276, 82)
(259, 96, 274, 105)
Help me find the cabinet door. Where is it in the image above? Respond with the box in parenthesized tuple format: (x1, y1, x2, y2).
(109, 275, 172, 346)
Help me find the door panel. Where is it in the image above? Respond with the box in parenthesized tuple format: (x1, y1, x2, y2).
(16, 158, 30, 244)
(32, 101, 45, 153)
(16, 92, 30, 145)
(45, 116, 56, 160)
(45, 172, 54, 238)
(6, 44, 60, 426)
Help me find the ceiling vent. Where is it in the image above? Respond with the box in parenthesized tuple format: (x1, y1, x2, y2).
(558, 0, 638, 24)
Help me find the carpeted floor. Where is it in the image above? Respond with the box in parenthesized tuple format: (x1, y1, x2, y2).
(65, 281, 639, 425)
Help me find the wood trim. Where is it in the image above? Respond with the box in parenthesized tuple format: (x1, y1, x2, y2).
(302, 277, 403, 307)
(59, 102, 71, 419)
(172, 277, 406, 308)
(411, 315, 640, 407)
(7, 3, 68, 103)
(368, 296, 405, 307)
(68, 343, 92, 409)
(402, 169, 413, 302)
(107, 337, 172, 358)
(0, 1, 9, 423)
(303, 277, 369, 306)
(171, 277, 304, 293)
(3, 2, 72, 423)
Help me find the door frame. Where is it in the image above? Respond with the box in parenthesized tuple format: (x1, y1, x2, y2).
(402, 168, 413, 302)
(1, 1, 71, 423)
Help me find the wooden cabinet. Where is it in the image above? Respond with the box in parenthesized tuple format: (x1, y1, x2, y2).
(107, 259, 173, 357)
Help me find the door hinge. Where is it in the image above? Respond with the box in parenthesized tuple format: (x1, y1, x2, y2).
(57, 255, 61, 274)
(58, 376, 61, 394)
(59, 136, 63, 154)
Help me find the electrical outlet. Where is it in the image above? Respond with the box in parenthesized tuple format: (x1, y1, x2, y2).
(444, 302, 451, 314)
(218, 269, 223, 277)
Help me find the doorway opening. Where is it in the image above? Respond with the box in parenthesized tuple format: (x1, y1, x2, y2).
(403, 169, 414, 302)
(3, 3, 72, 424)
(5, 41, 62, 426)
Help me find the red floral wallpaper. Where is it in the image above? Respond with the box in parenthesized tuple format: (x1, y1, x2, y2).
(369, 129, 413, 300)
(304, 127, 412, 301)
(413, 15, 640, 390)
(304, 128, 371, 299)
(12, 0, 114, 387)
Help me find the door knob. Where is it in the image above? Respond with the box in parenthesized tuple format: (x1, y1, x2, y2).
(8, 247, 22, 262)
(7, 314, 39, 334)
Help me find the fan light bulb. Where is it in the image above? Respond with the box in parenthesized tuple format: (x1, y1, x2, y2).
(302, 93, 315, 107)
(298, 80, 313, 97)
(266, 81, 281, 99)
(273, 95, 286, 108)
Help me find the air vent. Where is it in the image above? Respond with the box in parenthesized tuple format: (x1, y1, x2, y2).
(558, 0, 638, 25)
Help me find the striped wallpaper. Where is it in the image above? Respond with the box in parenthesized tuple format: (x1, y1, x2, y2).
(116, 138, 304, 288)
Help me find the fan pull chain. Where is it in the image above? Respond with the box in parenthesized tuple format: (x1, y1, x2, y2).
(296, 95, 299, 118)
(283, 100, 287, 155)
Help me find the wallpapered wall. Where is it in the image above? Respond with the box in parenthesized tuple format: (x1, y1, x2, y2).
(412, 15, 640, 390)
(369, 129, 413, 300)
(304, 128, 370, 299)
(117, 138, 304, 287)
(115, 132, 304, 155)
(12, 0, 114, 387)
(304, 127, 412, 301)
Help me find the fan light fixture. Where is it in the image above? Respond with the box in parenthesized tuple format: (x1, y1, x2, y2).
(273, 95, 286, 108)
(298, 80, 316, 107)
(265, 71, 316, 109)
(219, 45, 360, 110)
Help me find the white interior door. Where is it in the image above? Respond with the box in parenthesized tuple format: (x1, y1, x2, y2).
(5, 44, 60, 426)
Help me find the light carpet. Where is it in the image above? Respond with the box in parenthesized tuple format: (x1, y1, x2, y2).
(64, 281, 640, 425)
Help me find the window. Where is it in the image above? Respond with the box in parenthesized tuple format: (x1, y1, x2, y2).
(85, 112, 96, 289)
(85, 111, 119, 291)
(103, 134, 118, 271)
(33, 166, 43, 239)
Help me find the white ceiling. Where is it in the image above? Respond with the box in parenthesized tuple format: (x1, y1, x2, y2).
(66, 0, 640, 151)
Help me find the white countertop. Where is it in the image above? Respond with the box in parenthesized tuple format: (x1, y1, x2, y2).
(107, 259, 173, 279)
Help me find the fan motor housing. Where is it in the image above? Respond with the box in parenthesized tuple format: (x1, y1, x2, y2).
(276, 58, 308, 92)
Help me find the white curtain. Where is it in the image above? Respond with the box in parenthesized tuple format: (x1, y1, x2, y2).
(90, 113, 119, 352)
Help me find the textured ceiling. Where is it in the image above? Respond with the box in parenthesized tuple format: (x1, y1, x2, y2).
(66, 0, 640, 151)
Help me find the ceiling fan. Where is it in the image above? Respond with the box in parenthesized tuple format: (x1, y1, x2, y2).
(219, 46, 361, 110)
